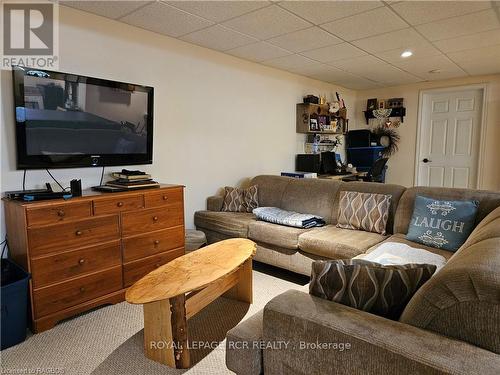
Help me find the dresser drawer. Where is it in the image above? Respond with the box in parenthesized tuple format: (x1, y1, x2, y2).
(144, 188, 183, 208)
(123, 226, 184, 262)
(122, 204, 183, 236)
(123, 248, 184, 287)
(27, 201, 92, 227)
(28, 215, 120, 257)
(93, 194, 144, 215)
(33, 266, 123, 318)
(31, 241, 121, 288)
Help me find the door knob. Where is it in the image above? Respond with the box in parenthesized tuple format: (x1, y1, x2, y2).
(422, 158, 431, 163)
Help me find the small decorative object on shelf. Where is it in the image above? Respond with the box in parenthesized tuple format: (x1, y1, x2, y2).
(303, 94, 319, 104)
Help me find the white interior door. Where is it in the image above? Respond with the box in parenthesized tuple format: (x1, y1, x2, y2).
(416, 88, 483, 188)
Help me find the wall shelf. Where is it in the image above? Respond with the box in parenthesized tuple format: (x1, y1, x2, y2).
(296, 103, 348, 134)
(363, 107, 406, 125)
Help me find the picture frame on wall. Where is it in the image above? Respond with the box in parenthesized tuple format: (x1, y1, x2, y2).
(367, 98, 378, 110)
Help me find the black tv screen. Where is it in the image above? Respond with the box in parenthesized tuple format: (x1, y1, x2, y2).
(12, 66, 154, 169)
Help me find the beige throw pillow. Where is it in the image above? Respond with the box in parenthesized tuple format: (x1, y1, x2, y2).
(337, 191, 391, 235)
(222, 185, 259, 213)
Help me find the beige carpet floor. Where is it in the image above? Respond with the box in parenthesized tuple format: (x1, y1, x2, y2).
(1, 270, 306, 375)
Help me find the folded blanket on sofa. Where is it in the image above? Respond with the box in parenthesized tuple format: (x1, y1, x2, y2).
(253, 207, 325, 228)
(354, 242, 447, 272)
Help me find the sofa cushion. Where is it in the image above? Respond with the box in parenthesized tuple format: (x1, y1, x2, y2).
(249, 175, 292, 207)
(298, 225, 387, 259)
(406, 196, 479, 252)
(280, 178, 342, 224)
(394, 186, 500, 235)
(310, 259, 436, 319)
(332, 182, 406, 233)
(365, 233, 454, 260)
(337, 191, 392, 235)
(194, 211, 255, 237)
(248, 221, 310, 249)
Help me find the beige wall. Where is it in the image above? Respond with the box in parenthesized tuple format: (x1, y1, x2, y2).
(353, 75, 500, 190)
(0, 6, 355, 237)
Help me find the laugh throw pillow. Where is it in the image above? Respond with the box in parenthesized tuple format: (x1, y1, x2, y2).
(406, 195, 479, 252)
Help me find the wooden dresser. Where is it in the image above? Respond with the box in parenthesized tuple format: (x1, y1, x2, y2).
(3, 184, 185, 332)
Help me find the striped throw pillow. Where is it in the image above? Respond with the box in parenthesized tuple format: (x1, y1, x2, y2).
(310, 259, 436, 319)
(222, 186, 259, 213)
(337, 191, 391, 235)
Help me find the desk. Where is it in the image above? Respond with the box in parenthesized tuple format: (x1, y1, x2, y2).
(319, 172, 365, 181)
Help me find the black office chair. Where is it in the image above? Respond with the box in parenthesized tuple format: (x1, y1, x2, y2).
(342, 157, 389, 183)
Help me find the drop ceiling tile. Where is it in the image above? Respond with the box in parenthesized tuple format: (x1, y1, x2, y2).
(121, 2, 214, 37)
(390, 1, 492, 26)
(447, 45, 500, 75)
(226, 41, 292, 62)
(321, 7, 408, 41)
(165, 1, 271, 23)
(288, 63, 341, 76)
(374, 44, 442, 64)
(329, 55, 421, 85)
(267, 27, 342, 53)
(352, 28, 429, 54)
(392, 54, 466, 80)
(332, 75, 383, 90)
(454, 59, 500, 75)
(222, 5, 311, 40)
(433, 28, 500, 53)
(415, 9, 499, 41)
(278, 0, 383, 25)
(62, 1, 152, 20)
(181, 25, 257, 51)
(302, 43, 367, 63)
(262, 54, 317, 70)
(447, 44, 500, 62)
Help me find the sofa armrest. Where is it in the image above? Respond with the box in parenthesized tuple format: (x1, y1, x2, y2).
(263, 290, 500, 375)
(207, 195, 223, 211)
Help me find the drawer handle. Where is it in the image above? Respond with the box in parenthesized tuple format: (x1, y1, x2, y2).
(75, 230, 83, 236)
(80, 287, 86, 293)
(162, 195, 168, 200)
(78, 258, 85, 265)
(153, 216, 159, 222)
(154, 240, 160, 245)
(117, 202, 124, 207)
(57, 210, 65, 217)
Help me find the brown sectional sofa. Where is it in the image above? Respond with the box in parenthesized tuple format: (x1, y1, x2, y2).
(195, 175, 408, 275)
(193, 175, 500, 374)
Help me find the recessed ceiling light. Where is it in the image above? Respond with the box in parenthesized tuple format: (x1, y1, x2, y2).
(401, 50, 413, 58)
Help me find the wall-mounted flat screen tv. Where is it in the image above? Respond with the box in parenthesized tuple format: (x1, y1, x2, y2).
(12, 66, 154, 169)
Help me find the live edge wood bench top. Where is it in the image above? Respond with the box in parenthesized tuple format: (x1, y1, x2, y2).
(125, 238, 256, 304)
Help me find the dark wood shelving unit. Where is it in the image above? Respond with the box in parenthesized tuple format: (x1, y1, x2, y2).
(363, 107, 406, 125)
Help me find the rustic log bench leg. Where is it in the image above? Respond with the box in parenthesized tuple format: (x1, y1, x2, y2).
(223, 258, 253, 304)
(143, 295, 190, 368)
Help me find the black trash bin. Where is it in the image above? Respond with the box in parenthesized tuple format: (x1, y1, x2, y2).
(1, 258, 30, 350)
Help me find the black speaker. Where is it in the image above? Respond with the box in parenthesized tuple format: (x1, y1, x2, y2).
(70, 179, 82, 197)
(296, 154, 321, 173)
